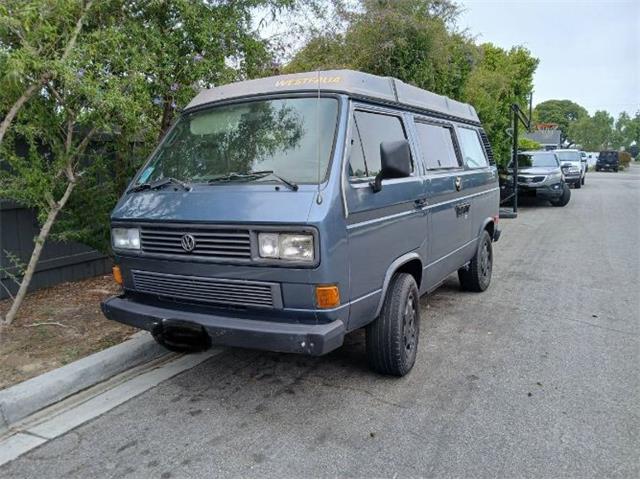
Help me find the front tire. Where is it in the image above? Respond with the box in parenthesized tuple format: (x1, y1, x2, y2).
(581, 175, 585, 185)
(550, 183, 571, 207)
(366, 273, 420, 377)
(458, 230, 493, 292)
(575, 179, 581, 189)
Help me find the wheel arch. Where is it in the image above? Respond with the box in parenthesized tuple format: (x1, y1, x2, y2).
(374, 252, 423, 318)
(479, 217, 496, 241)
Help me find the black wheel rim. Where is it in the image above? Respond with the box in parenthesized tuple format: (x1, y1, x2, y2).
(403, 292, 417, 353)
(479, 239, 492, 281)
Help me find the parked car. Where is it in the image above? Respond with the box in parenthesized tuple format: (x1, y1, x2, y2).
(596, 150, 620, 172)
(580, 151, 588, 171)
(498, 151, 570, 207)
(101, 70, 500, 376)
(555, 149, 585, 187)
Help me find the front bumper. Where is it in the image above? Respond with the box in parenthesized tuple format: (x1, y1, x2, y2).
(517, 182, 564, 199)
(563, 173, 581, 183)
(101, 295, 346, 356)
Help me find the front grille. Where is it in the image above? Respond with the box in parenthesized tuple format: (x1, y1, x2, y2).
(518, 175, 546, 183)
(139, 225, 251, 260)
(132, 270, 279, 308)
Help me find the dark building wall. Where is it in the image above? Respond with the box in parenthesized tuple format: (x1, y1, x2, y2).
(0, 200, 111, 300)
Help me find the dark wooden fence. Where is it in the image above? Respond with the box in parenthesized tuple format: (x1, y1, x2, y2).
(0, 199, 111, 300)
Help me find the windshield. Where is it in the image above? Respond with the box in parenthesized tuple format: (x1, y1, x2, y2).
(136, 97, 339, 185)
(556, 151, 581, 162)
(516, 152, 558, 168)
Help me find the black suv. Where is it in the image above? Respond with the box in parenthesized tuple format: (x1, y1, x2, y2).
(596, 151, 619, 172)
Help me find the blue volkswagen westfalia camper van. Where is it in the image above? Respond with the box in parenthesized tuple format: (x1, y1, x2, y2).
(102, 70, 500, 376)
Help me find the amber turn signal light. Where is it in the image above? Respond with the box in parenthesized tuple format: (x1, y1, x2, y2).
(112, 265, 123, 285)
(316, 285, 340, 309)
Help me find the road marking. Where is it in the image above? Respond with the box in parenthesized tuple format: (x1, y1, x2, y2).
(0, 348, 223, 467)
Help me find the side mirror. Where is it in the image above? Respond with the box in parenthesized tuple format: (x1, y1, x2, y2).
(371, 140, 412, 192)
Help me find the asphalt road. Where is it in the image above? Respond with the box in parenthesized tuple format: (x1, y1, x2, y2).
(3, 166, 639, 478)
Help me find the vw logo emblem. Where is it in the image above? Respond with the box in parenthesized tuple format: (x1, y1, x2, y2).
(181, 234, 196, 252)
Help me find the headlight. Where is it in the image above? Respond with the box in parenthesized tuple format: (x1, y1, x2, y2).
(258, 232, 314, 262)
(112, 228, 140, 250)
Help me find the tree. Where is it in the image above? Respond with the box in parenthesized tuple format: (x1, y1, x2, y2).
(286, 1, 539, 164)
(0, 0, 95, 146)
(462, 44, 538, 164)
(0, 0, 152, 324)
(286, 0, 479, 100)
(0, 0, 310, 324)
(567, 110, 614, 151)
(611, 110, 640, 154)
(533, 99, 588, 142)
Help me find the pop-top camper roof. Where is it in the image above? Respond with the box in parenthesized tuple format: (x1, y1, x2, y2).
(186, 70, 480, 124)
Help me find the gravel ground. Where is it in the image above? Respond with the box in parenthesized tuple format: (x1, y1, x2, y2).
(2, 166, 639, 478)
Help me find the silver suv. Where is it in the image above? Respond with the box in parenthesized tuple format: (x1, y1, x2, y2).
(500, 150, 570, 207)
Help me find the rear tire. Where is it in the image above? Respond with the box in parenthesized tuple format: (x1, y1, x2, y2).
(366, 273, 420, 377)
(458, 230, 493, 292)
(550, 183, 571, 207)
(614, 167, 618, 172)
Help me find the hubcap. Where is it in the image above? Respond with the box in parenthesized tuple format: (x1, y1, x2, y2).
(403, 293, 417, 352)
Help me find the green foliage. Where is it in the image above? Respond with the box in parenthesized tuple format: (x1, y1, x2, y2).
(611, 110, 640, 154)
(286, 1, 538, 165)
(518, 137, 541, 151)
(0, 0, 309, 255)
(533, 99, 588, 141)
(463, 44, 538, 164)
(567, 110, 614, 151)
(619, 151, 631, 170)
(286, 0, 480, 99)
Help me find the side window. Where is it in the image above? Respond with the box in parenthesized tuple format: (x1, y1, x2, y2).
(415, 121, 460, 169)
(457, 127, 488, 169)
(348, 122, 368, 179)
(349, 110, 411, 180)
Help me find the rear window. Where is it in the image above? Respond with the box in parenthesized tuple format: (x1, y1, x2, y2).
(457, 127, 488, 169)
(415, 122, 460, 169)
(556, 151, 581, 162)
(599, 151, 618, 161)
(516, 152, 558, 168)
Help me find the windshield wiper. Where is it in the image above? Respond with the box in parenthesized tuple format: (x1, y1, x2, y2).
(207, 171, 272, 184)
(207, 171, 298, 191)
(128, 177, 190, 193)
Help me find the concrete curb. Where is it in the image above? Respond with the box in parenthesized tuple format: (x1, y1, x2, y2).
(0, 331, 167, 429)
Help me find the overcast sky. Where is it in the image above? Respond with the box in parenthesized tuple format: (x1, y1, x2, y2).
(457, 0, 640, 118)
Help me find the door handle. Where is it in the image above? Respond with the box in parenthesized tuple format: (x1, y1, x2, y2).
(414, 196, 427, 208)
(455, 203, 471, 217)
(455, 176, 462, 191)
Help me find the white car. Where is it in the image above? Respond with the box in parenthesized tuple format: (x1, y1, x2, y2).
(555, 149, 586, 188)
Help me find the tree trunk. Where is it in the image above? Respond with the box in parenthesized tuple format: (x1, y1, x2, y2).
(1, 180, 76, 325)
(158, 100, 174, 141)
(0, 82, 42, 146)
